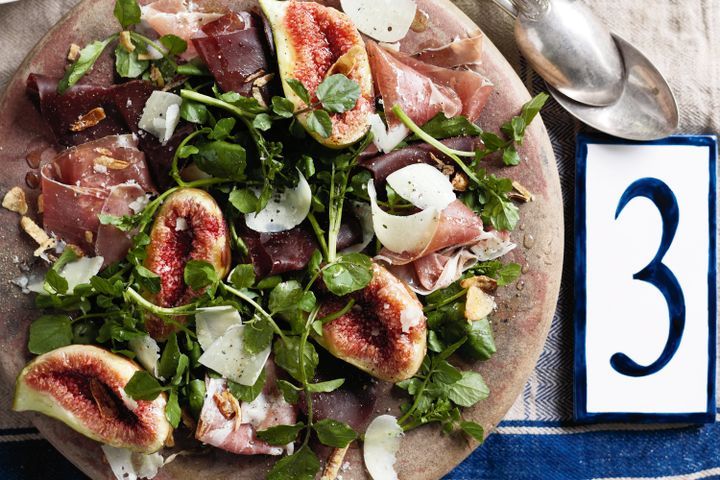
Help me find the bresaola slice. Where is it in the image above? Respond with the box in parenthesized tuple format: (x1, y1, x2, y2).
(239, 223, 318, 278)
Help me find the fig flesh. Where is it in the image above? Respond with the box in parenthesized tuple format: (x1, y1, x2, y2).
(315, 263, 427, 382)
(260, 0, 374, 148)
(144, 188, 231, 339)
(13, 345, 171, 453)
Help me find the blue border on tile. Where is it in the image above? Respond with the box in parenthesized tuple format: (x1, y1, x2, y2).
(574, 134, 717, 424)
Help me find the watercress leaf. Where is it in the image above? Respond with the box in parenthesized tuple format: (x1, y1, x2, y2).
(228, 188, 259, 214)
(188, 379, 206, 418)
(427, 330, 445, 353)
(306, 378, 344, 393)
(460, 420, 485, 442)
(180, 100, 208, 124)
(462, 318, 496, 361)
(267, 445, 319, 480)
(285, 78, 310, 105)
(159, 34, 188, 56)
(28, 315, 73, 354)
(483, 194, 520, 231)
(134, 265, 160, 293)
(252, 113, 273, 131)
(229, 264, 256, 289)
(504, 116, 526, 143)
(184, 259, 218, 290)
(316, 74, 360, 113)
(171, 353, 189, 385)
(195, 140, 246, 180)
(322, 253, 372, 296)
(209, 118, 236, 140)
(244, 317, 274, 355)
(300, 155, 315, 178)
(257, 421, 305, 446)
(502, 145, 520, 166)
(228, 367, 266, 402)
(90, 276, 123, 297)
(165, 389, 181, 428)
(447, 371, 489, 407)
(178, 144, 199, 158)
(520, 92, 549, 127)
(306, 109, 333, 139)
(272, 96, 295, 118)
(268, 281, 304, 314)
(433, 360, 463, 385)
(438, 337, 467, 361)
(44, 269, 69, 295)
(496, 263, 522, 286)
(289, 118, 307, 139)
(275, 380, 299, 404)
(157, 332, 181, 380)
(273, 337, 318, 383)
(257, 275, 282, 290)
(58, 39, 112, 94)
(99, 213, 136, 232)
(298, 291, 317, 313)
(113, 0, 141, 29)
(479, 132, 506, 152)
(414, 113, 482, 140)
(307, 250, 322, 275)
(312, 419, 357, 448)
(115, 44, 148, 78)
(124, 371, 169, 401)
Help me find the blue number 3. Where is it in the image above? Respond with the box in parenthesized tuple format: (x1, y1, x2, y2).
(610, 177, 686, 377)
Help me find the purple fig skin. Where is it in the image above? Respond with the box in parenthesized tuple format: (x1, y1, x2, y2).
(13, 345, 171, 454)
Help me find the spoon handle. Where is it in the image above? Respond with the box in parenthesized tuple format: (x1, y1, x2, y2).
(491, 0, 550, 19)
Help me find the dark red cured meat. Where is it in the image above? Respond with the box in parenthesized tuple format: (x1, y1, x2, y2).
(27, 74, 154, 146)
(137, 123, 196, 190)
(240, 223, 318, 278)
(95, 184, 147, 267)
(358, 136, 481, 183)
(192, 12, 271, 96)
(336, 214, 363, 252)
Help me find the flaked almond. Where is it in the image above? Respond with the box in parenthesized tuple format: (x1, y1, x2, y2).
(65, 244, 85, 258)
(165, 430, 175, 448)
(67, 43, 81, 62)
(84, 230, 94, 244)
(252, 85, 267, 108)
(94, 147, 113, 156)
(509, 180, 533, 203)
(95, 155, 130, 170)
(451, 172, 469, 192)
(70, 107, 107, 132)
(321, 444, 351, 480)
(33, 237, 57, 258)
(253, 73, 275, 88)
(3, 187, 28, 215)
(465, 285, 496, 321)
(37, 194, 44, 214)
(460, 275, 498, 293)
(119, 31, 135, 52)
(150, 65, 165, 88)
(410, 9, 430, 32)
(20, 216, 49, 245)
(213, 390, 241, 428)
(326, 46, 363, 78)
(245, 70, 267, 85)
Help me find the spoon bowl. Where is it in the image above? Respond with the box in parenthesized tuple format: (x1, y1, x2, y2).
(548, 34, 679, 140)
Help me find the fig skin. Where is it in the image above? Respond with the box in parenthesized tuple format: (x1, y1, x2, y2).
(13, 345, 171, 454)
(144, 188, 231, 339)
(260, 0, 375, 148)
(315, 263, 427, 383)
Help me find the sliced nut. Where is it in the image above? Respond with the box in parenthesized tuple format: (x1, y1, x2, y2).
(213, 390, 242, 431)
(451, 172, 469, 192)
(465, 285, 496, 321)
(410, 9, 430, 33)
(70, 107, 107, 132)
(67, 43, 81, 62)
(20, 216, 49, 245)
(245, 69, 267, 85)
(164, 430, 175, 448)
(252, 72, 275, 88)
(89, 378, 120, 420)
(37, 194, 44, 214)
(95, 155, 130, 170)
(94, 147, 113, 156)
(84, 230, 94, 244)
(3, 187, 28, 215)
(326, 46, 363, 78)
(460, 275, 498, 293)
(321, 444, 351, 480)
(149, 65, 165, 88)
(33, 237, 57, 258)
(65, 244, 85, 258)
(119, 31, 135, 53)
(252, 85, 268, 108)
(509, 180, 534, 203)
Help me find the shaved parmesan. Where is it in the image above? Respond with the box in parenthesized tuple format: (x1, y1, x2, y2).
(363, 415, 403, 480)
(198, 325, 270, 386)
(369, 113, 408, 153)
(195, 306, 243, 351)
(245, 173, 312, 233)
(139, 91, 183, 144)
(128, 335, 162, 379)
(341, 0, 417, 43)
(60, 256, 104, 293)
(101, 445, 164, 480)
(386, 164, 456, 210)
(368, 180, 439, 254)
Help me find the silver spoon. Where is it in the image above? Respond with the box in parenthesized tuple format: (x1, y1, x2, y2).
(492, 0, 625, 106)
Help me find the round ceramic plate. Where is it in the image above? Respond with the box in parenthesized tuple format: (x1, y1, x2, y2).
(0, 0, 563, 478)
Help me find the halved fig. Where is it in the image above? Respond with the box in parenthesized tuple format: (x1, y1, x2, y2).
(144, 188, 231, 339)
(260, 0, 374, 148)
(315, 263, 427, 382)
(13, 345, 171, 454)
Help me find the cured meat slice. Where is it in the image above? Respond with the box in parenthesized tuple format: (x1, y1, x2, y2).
(413, 35, 484, 69)
(195, 359, 296, 455)
(239, 223, 318, 278)
(192, 12, 272, 96)
(41, 135, 156, 256)
(95, 184, 148, 266)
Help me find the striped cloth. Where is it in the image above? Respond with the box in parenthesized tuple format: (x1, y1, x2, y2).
(2, 1, 719, 479)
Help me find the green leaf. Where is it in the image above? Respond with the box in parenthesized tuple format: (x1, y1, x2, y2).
(497, 263, 522, 286)
(267, 445, 319, 480)
(228, 188, 259, 214)
(312, 419, 357, 448)
(183, 259, 218, 290)
(195, 140, 246, 180)
(306, 110, 333, 138)
(277, 379, 300, 404)
(188, 379, 206, 418)
(257, 421, 305, 446)
(165, 389, 181, 428)
(460, 420, 485, 442)
(479, 132, 506, 152)
(113, 0, 141, 29)
(72, 321, 99, 344)
(414, 113, 482, 140)
(438, 337, 467, 361)
(273, 337, 318, 383)
(171, 354, 189, 385)
(520, 92, 549, 127)
(115, 44, 148, 78)
(90, 276, 123, 297)
(272, 96, 296, 118)
(433, 360, 463, 385)
(243, 318, 274, 355)
(58, 39, 112, 94)
(124, 371, 169, 401)
(484, 194, 520, 231)
(285, 78, 310, 105)
(228, 367, 266, 402)
(44, 269, 68, 295)
(229, 264, 256, 289)
(209, 118, 236, 141)
(427, 330, 444, 353)
(257, 275, 282, 290)
(159, 34, 188, 56)
(322, 253, 373, 296)
(180, 100, 208, 124)
(27, 315, 73, 354)
(316, 74, 360, 113)
(253, 113, 273, 131)
(447, 371, 489, 407)
(268, 281, 304, 314)
(502, 145, 520, 166)
(462, 318, 496, 361)
(157, 333, 181, 380)
(134, 265, 160, 293)
(306, 378, 344, 393)
(178, 145, 199, 158)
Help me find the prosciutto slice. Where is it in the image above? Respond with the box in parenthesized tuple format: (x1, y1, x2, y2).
(192, 12, 272, 97)
(413, 35, 485, 69)
(196, 360, 296, 455)
(41, 135, 156, 258)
